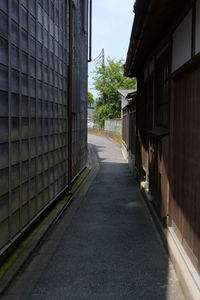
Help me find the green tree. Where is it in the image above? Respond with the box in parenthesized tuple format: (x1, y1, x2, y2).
(92, 57, 136, 127)
(88, 91, 95, 106)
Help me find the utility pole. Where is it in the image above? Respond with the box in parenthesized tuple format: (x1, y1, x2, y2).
(102, 48, 105, 66)
(102, 48, 106, 105)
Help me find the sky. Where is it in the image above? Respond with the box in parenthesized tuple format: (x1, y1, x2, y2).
(88, 0, 135, 98)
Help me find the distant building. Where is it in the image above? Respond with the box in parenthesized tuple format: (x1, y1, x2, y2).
(117, 89, 136, 111)
(0, 0, 90, 260)
(88, 105, 94, 122)
(118, 90, 137, 173)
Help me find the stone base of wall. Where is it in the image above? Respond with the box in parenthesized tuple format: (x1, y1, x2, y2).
(121, 143, 135, 175)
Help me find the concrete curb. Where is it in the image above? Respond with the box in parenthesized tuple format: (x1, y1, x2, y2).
(0, 144, 99, 297)
(139, 186, 200, 300)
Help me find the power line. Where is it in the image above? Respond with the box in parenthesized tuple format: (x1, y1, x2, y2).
(90, 50, 103, 63)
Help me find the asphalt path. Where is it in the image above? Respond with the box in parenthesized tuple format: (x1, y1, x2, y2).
(2, 134, 185, 300)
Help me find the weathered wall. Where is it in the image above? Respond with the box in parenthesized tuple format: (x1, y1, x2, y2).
(104, 119, 121, 135)
(71, 1, 88, 178)
(121, 105, 136, 174)
(0, 0, 88, 253)
(134, 5, 200, 279)
(170, 68, 200, 276)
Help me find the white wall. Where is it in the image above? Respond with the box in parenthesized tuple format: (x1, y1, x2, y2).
(172, 10, 192, 72)
(104, 119, 122, 135)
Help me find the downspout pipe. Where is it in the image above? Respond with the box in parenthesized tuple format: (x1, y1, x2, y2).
(88, 0, 92, 62)
(68, 0, 73, 194)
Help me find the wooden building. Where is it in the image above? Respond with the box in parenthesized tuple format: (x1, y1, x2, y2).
(118, 90, 136, 174)
(125, 0, 200, 291)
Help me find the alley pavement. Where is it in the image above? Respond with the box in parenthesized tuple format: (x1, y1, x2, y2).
(2, 134, 185, 300)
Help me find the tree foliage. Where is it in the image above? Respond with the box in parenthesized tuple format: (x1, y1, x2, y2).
(92, 58, 136, 127)
(88, 91, 94, 106)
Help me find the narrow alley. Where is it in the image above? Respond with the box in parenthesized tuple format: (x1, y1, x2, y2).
(1, 134, 184, 300)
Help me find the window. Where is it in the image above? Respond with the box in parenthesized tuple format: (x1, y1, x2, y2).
(155, 47, 170, 129)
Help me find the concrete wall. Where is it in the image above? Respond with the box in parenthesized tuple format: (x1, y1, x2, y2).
(121, 143, 135, 175)
(104, 119, 122, 135)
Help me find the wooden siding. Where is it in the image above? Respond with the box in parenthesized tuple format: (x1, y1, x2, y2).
(126, 0, 200, 281)
(146, 133, 169, 217)
(122, 109, 129, 147)
(129, 111, 136, 155)
(144, 77, 154, 129)
(122, 105, 136, 156)
(135, 45, 170, 216)
(170, 68, 200, 274)
(155, 47, 170, 128)
(148, 136, 162, 208)
(161, 135, 169, 217)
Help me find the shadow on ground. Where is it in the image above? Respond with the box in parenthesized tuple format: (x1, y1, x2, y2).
(1, 134, 184, 300)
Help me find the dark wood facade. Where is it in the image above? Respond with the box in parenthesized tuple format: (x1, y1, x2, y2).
(121, 93, 136, 174)
(125, 0, 200, 281)
(170, 68, 200, 274)
(122, 101, 136, 154)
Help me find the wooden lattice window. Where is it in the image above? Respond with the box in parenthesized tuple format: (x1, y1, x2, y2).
(155, 47, 170, 129)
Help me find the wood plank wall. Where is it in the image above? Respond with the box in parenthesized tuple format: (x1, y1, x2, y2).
(170, 68, 200, 274)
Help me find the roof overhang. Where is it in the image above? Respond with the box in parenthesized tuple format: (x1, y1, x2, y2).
(117, 89, 136, 98)
(126, 91, 137, 100)
(124, 0, 192, 77)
